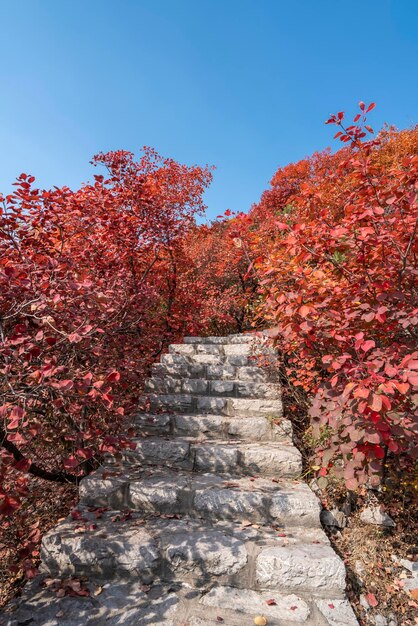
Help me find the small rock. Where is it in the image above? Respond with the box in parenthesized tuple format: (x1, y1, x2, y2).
(354, 560, 365, 585)
(359, 594, 370, 610)
(359, 506, 395, 528)
(373, 615, 388, 626)
(309, 478, 321, 495)
(403, 577, 418, 592)
(399, 558, 418, 574)
(321, 508, 347, 529)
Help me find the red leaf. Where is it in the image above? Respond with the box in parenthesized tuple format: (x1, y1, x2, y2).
(366, 592, 378, 607)
(369, 394, 382, 412)
(107, 370, 121, 383)
(275, 221, 289, 231)
(58, 379, 74, 391)
(63, 456, 78, 469)
(299, 305, 311, 318)
(266, 599, 277, 605)
(14, 458, 32, 472)
(366, 102, 376, 113)
(393, 382, 410, 395)
(68, 332, 82, 343)
(361, 340, 375, 353)
(346, 477, 359, 491)
(0, 495, 21, 516)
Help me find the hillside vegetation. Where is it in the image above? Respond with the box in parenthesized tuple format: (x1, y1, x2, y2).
(1, 104, 417, 620)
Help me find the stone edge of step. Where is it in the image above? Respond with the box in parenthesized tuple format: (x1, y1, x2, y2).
(39, 508, 347, 599)
(0, 577, 359, 626)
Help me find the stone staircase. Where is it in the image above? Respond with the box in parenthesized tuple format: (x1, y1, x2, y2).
(1, 334, 359, 626)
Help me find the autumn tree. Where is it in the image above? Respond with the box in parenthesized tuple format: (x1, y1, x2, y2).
(251, 106, 418, 489)
(0, 148, 211, 515)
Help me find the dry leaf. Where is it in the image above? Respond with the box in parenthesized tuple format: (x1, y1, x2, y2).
(366, 592, 378, 607)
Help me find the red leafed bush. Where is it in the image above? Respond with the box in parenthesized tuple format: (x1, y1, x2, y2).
(252, 105, 418, 489)
(178, 213, 259, 335)
(0, 148, 212, 516)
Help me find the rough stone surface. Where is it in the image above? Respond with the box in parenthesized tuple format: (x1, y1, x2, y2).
(200, 586, 311, 622)
(229, 397, 283, 417)
(360, 506, 396, 527)
(0, 333, 358, 626)
(0, 580, 179, 626)
(399, 558, 418, 574)
(315, 598, 359, 625)
(256, 544, 346, 595)
(164, 529, 247, 578)
(41, 521, 160, 581)
(321, 508, 347, 529)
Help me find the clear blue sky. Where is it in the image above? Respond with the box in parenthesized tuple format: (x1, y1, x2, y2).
(0, 0, 416, 220)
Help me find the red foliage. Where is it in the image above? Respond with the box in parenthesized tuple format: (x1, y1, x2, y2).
(250, 106, 418, 489)
(1, 104, 417, 526)
(0, 148, 212, 514)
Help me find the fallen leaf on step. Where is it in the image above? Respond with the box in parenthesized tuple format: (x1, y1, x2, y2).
(266, 599, 277, 605)
(254, 616, 267, 625)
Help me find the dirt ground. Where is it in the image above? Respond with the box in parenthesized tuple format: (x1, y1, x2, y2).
(322, 482, 418, 626)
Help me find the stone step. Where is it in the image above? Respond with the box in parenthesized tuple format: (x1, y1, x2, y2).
(161, 353, 251, 368)
(152, 362, 272, 382)
(118, 437, 300, 477)
(184, 334, 256, 344)
(144, 393, 283, 417)
(195, 587, 359, 626)
(134, 413, 293, 442)
(2, 577, 359, 626)
(39, 509, 347, 599)
(80, 468, 316, 526)
(0, 331, 360, 626)
(169, 342, 254, 357)
(145, 376, 280, 399)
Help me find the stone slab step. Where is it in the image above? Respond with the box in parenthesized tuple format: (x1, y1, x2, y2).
(161, 353, 251, 367)
(169, 343, 254, 357)
(145, 377, 280, 399)
(0, 577, 359, 625)
(152, 362, 272, 382)
(134, 413, 293, 442)
(144, 393, 283, 417)
(119, 437, 300, 477)
(184, 334, 256, 344)
(38, 510, 346, 598)
(80, 467, 317, 526)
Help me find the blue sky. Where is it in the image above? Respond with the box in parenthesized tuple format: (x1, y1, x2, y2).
(0, 0, 416, 220)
